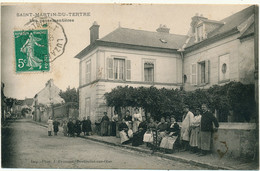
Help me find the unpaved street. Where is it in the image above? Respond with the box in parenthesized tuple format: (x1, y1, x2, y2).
(2, 119, 206, 169)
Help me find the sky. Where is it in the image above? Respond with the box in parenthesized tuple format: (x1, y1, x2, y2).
(1, 3, 252, 99)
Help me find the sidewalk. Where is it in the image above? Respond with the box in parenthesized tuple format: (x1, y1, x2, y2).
(30, 120, 258, 170)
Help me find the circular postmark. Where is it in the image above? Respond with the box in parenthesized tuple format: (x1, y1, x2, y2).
(24, 16, 67, 62)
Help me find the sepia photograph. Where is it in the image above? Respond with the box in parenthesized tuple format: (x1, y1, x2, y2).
(1, 2, 259, 170)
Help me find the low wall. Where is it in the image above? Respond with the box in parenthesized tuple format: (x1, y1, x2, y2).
(212, 122, 257, 159)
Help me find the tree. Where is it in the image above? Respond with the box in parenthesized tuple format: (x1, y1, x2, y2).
(59, 87, 79, 109)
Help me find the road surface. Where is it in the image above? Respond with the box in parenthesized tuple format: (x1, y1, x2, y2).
(2, 119, 207, 169)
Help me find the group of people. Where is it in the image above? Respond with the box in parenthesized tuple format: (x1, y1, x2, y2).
(181, 104, 219, 156)
(47, 116, 92, 137)
(47, 103, 218, 156)
(116, 104, 219, 156)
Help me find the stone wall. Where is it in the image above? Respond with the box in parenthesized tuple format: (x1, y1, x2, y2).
(212, 122, 257, 159)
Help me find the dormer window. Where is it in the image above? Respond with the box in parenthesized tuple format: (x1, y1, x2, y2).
(196, 24, 204, 42)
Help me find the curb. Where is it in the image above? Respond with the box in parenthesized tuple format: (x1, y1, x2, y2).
(30, 120, 233, 170)
(80, 135, 233, 170)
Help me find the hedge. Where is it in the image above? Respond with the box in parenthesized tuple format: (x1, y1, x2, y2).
(104, 81, 256, 122)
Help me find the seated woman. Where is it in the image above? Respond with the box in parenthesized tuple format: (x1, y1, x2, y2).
(124, 110, 132, 129)
(160, 116, 180, 153)
(118, 119, 133, 144)
(132, 116, 147, 146)
(143, 117, 157, 146)
(157, 117, 169, 143)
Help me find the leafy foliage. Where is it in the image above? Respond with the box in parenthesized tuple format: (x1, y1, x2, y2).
(104, 82, 256, 122)
(59, 87, 79, 109)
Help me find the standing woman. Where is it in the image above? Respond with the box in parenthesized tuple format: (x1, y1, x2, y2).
(111, 111, 119, 136)
(53, 118, 60, 136)
(189, 108, 202, 153)
(47, 116, 53, 136)
(62, 120, 68, 136)
(132, 108, 142, 133)
(101, 112, 110, 136)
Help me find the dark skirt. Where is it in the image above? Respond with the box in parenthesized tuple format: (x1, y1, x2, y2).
(132, 130, 146, 146)
(101, 121, 109, 136)
(111, 122, 117, 136)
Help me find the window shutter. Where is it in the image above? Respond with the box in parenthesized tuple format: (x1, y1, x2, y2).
(126, 60, 131, 80)
(107, 58, 113, 79)
(197, 63, 201, 84)
(205, 60, 210, 84)
(191, 64, 197, 85)
(89, 61, 91, 82)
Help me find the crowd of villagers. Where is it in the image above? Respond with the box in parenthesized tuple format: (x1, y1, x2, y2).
(47, 103, 219, 156)
(47, 116, 92, 137)
(111, 104, 219, 156)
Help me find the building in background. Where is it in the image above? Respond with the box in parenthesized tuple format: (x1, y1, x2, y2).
(75, 5, 257, 122)
(34, 79, 64, 122)
(183, 5, 255, 91)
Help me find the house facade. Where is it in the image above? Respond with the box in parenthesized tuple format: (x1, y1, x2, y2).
(34, 79, 65, 121)
(75, 6, 257, 122)
(183, 6, 255, 91)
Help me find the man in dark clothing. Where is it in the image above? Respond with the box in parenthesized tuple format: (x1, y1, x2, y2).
(53, 119, 60, 136)
(82, 116, 92, 136)
(74, 119, 82, 137)
(67, 118, 74, 137)
(199, 103, 219, 156)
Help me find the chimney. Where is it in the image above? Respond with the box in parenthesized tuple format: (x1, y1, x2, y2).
(89, 21, 100, 44)
(156, 24, 170, 33)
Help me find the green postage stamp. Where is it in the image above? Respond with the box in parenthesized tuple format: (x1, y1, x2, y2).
(14, 29, 49, 72)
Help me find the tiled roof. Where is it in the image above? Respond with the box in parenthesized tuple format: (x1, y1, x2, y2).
(186, 5, 255, 48)
(100, 27, 188, 50)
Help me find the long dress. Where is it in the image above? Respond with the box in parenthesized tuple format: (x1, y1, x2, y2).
(20, 33, 43, 68)
(74, 120, 82, 136)
(118, 122, 130, 144)
(53, 121, 60, 133)
(111, 114, 118, 136)
(160, 122, 180, 150)
(189, 115, 202, 147)
(143, 122, 157, 143)
(63, 123, 68, 136)
(181, 111, 194, 141)
(101, 116, 109, 136)
(47, 119, 53, 132)
(132, 121, 147, 146)
(132, 113, 142, 133)
(67, 121, 74, 136)
(82, 119, 92, 134)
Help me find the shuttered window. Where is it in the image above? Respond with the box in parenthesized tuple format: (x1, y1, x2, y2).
(144, 63, 154, 82)
(107, 57, 131, 81)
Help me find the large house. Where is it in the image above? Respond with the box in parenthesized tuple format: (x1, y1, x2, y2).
(75, 6, 257, 122)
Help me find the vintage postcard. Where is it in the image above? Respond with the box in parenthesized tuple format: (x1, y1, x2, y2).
(1, 2, 259, 170)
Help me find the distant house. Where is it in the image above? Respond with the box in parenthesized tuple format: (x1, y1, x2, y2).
(75, 6, 257, 122)
(34, 79, 64, 122)
(34, 79, 64, 106)
(21, 98, 34, 118)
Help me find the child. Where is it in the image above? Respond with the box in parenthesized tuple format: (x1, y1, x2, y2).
(63, 120, 68, 136)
